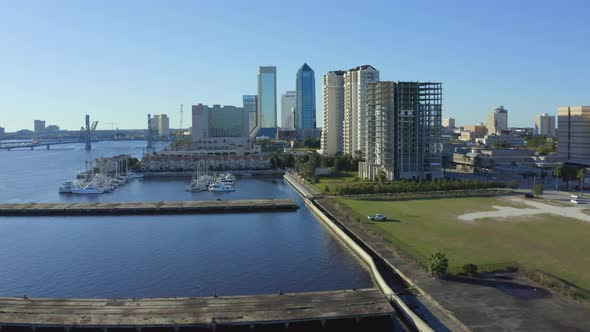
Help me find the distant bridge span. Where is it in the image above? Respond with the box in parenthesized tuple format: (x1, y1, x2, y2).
(0, 138, 173, 151)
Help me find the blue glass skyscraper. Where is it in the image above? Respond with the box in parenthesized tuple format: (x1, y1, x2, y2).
(296, 63, 316, 129)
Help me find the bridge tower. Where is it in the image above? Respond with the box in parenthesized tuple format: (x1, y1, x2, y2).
(147, 114, 154, 151)
(85, 115, 92, 150)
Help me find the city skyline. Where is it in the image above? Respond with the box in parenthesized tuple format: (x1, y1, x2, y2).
(1, 0, 589, 131)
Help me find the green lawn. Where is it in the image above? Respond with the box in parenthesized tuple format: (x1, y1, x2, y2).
(315, 171, 361, 193)
(337, 196, 590, 290)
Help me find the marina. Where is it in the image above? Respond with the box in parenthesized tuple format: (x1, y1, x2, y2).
(0, 141, 373, 300)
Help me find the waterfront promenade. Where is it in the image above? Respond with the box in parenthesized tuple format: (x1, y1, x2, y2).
(0, 199, 298, 216)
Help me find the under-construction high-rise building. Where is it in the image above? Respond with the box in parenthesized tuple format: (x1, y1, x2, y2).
(359, 81, 443, 181)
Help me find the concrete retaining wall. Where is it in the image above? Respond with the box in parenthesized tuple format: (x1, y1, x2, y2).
(283, 174, 433, 332)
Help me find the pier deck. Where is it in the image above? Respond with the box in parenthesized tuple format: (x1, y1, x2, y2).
(0, 199, 298, 216)
(0, 289, 393, 329)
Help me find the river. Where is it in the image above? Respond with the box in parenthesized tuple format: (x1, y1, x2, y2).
(0, 141, 372, 298)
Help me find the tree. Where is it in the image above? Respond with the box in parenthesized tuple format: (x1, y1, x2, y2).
(509, 179, 519, 189)
(376, 170, 386, 186)
(561, 165, 578, 190)
(532, 183, 544, 197)
(428, 252, 449, 279)
(577, 168, 586, 192)
(553, 166, 562, 190)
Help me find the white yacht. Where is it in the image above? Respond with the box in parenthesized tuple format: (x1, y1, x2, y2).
(58, 181, 76, 193)
(127, 172, 143, 179)
(71, 184, 105, 194)
(186, 181, 208, 192)
(208, 182, 235, 192)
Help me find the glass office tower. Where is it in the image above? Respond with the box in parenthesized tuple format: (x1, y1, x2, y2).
(257, 66, 277, 128)
(296, 63, 316, 129)
(242, 95, 258, 134)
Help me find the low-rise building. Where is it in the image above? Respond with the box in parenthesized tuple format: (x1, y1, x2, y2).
(192, 104, 251, 149)
(141, 152, 270, 172)
(0, 126, 5, 136)
(476, 134, 525, 147)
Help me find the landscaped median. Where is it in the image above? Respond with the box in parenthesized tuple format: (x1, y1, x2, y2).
(332, 195, 590, 295)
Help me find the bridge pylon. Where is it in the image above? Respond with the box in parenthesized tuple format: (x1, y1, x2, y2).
(85, 115, 92, 150)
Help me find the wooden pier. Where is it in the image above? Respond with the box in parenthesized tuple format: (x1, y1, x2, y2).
(0, 289, 393, 330)
(0, 199, 298, 216)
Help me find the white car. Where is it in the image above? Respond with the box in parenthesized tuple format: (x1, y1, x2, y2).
(368, 214, 387, 221)
(571, 194, 579, 199)
(570, 199, 580, 204)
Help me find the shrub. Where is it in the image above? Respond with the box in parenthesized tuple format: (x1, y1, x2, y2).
(429, 252, 449, 279)
(462, 263, 479, 277)
(532, 183, 545, 197)
(509, 179, 519, 189)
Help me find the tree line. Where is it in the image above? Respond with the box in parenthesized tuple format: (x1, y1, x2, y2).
(332, 179, 505, 195)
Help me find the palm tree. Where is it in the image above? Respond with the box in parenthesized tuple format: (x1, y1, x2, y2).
(577, 168, 586, 193)
(553, 166, 562, 190)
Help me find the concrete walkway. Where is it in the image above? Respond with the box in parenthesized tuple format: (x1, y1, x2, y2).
(459, 198, 590, 222)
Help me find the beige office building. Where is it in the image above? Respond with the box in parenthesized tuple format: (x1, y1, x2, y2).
(486, 106, 508, 135)
(557, 106, 590, 164)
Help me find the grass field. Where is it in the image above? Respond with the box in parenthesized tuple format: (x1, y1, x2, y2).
(336, 196, 590, 290)
(315, 171, 360, 193)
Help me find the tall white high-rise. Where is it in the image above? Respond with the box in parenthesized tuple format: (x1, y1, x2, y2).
(321, 71, 345, 155)
(343, 65, 379, 156)
(280, 91, 296, 129)
(534, 113, 555, 136)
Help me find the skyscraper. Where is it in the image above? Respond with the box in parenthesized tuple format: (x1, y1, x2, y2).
(257, 66, 277, 128)
(242, 95, 258, 134)
(295, 63, 316, 130)
(343, 65, 380, 156)
(359, 81, 443, 181)
(320, 71, 345, 155)
(34, 120, 45, 133)
(443, 117, 456, 128)
(534, 113, 555, 136)
(152, 114, 170, 136)
(486, 106, 508, 135)
(281, 91, 296, 129)
(557, 106, 590, 164)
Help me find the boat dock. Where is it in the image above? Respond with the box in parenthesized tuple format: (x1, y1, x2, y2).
(0, 288, 394, 331)
(0, 199, 298, 216)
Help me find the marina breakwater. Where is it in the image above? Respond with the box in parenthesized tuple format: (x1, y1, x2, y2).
(0, 199, 298, 216)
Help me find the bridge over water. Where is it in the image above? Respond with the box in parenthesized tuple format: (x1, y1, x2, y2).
(0, 138, 173, 151)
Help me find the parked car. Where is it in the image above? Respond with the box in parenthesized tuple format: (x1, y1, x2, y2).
(571, 194, 579, 199)
(368, 214, 387, 221)
(570, 199, 580, 204)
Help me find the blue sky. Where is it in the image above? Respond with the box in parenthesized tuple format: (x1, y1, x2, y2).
(1, 0, 589, 131)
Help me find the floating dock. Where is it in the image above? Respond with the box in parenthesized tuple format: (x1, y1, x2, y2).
(0, 199, 298, 216)
(0, 289, 393, 330)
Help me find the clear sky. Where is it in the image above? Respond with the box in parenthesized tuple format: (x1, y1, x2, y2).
(1, 0, 589, 131)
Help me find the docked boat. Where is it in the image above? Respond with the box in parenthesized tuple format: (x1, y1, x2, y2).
(71, 184, 105, 194)
(208, 182, 235, 192)
(127, 172, 143, 179)
(186, 181, 208, 192)
(58, 181, 76, 193)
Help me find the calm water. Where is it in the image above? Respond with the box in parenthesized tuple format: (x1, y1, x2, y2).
(0, 141, 372, 298)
